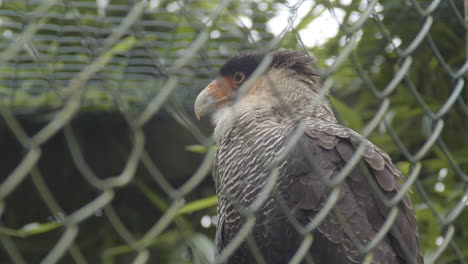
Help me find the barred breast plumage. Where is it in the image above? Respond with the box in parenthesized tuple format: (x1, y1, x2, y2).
(215, 110, 298, 263)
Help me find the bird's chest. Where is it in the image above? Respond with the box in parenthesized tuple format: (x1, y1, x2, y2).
(216, 125, 289, 204)
(214, 123, 302, 262)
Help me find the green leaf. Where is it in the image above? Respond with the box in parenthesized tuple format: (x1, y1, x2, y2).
(395, 161, 411, 178)
(189, 233, 215, 264)
(185, 144, 216, 154)
(102, 36, 136, 59)
(0, 221, 61, 238)
(185, 145, 210, 153)
(138, 182, 168, 211)
(329, 96, 363, 131)
(178, 195, 217, 215)
(138, 182, 217, 214)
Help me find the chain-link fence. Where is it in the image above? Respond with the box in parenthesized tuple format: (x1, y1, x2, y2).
(0, 0, 466, 263)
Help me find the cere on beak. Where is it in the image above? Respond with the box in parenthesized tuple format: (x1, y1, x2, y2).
(194, 78, 232, 120)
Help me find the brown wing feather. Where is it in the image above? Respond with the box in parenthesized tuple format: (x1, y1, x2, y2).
(290, 123, 423, 264)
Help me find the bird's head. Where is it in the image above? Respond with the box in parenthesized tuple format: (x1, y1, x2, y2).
(194, 50, 336, 127)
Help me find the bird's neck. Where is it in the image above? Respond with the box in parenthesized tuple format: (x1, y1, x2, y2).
(211, 99, 336, 144)
(211, 102, 280, 143)
(260, 68, 338, 124)
(211, 69, 338, 141)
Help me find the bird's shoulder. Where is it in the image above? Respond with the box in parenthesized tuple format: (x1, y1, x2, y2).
(286, 120, 406, 209)
(285, 120, 423, 263)
(300, 120, 405, 185)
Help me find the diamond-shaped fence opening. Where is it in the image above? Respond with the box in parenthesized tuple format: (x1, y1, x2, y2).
(0, 0, 466, 263)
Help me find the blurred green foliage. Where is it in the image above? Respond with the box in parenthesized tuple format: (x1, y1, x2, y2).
(311, 1, 467, 263)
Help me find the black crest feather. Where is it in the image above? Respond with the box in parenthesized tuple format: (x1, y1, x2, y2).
(220, 49, 319, 78)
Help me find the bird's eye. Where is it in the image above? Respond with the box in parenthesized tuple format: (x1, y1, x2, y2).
(233, 72, 246, 85)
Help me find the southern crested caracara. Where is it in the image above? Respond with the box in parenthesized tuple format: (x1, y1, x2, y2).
(194, 50, 423, 264)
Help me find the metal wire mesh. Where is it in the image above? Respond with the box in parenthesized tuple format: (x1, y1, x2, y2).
(0, 0, 466, 263)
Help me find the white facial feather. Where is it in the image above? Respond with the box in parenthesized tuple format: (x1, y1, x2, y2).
(212, 106, 235, 142)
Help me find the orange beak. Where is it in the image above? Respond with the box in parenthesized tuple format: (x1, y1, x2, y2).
(194, 79, 232, 120)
